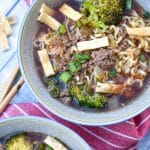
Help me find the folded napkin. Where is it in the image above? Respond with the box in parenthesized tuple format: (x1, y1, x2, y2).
(0, 103, 150, 150)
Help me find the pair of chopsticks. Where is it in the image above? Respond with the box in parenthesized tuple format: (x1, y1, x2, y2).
(0, 65, 24, 114)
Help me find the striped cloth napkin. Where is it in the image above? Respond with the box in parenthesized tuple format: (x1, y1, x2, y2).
(0, 0, 150, 150)
(0, 103, 150, 150)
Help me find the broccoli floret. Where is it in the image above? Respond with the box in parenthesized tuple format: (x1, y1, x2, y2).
(69, 86, 85, 103)
(98, 0, 124, 25)
(78, 0, 124, 29)
(69, 86, 107, 109)
(78, 0, 106, 29)
(86, 95, 107, 108)
(6, 134, 32, 150)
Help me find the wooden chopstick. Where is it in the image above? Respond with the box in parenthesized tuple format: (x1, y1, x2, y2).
(0, 77, 24, 114)
(0, 65, 19, 103)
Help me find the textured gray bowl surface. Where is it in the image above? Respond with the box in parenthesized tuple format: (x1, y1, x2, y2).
(0, 116, 91, 150)
(18, 0, 150, 126)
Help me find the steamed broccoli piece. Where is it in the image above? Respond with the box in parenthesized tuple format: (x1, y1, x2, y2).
(98, 0, 124, 25)
(6, 134, 32, 150)
(78, 0, 106, 30)
(78, 0, 124, 29)
(69, 86, 85, 104)
(69, 86, 107, 109)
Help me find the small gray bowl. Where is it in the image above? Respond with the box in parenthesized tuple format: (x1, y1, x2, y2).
(0, 116, 91, 150)
(18, 0, 150, 126)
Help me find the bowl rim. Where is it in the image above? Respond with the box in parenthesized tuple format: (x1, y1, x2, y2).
(18, 0, 150, 126)
(0, 116, 91, 150)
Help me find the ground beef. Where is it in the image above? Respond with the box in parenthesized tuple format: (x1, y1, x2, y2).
(63, 19, 88, 48)
(118, 39, 131, 50)
(60, 97, 72, 105)
(63, 28, 88, 48)
(57, 53, 72, 72)
(89, 48, 116, 70)
(53, 25, 88, 72)
(60, 90, 70, 97)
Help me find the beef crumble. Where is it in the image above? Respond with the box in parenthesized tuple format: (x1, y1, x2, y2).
(90, 48, 117, 70)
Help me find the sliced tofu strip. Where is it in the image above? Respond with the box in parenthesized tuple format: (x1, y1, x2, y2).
(77, 37, 109, 51)
(0, 31, 9, 51)
(44, 136, 67, 150)
(37, 13, 61, 31)
(126, 27, 150, 36)
(96, 82, 124, 94)
(59, 3, 82, 21)
(38, 49, 55, 77)
(7, 16, 17, 26)
(40, 3, 55, 16)
(0, 10, 13, 36)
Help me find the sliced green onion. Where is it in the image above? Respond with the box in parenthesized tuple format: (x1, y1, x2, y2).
(140, 54, 146, 62)
(109, 69, 117, 78)
(74, 54, 90, 63)
(59, 72, 72, 83)
(126, 0, 132, 10)
(69, 61, 81, 73)
(59, 24, 67, 35)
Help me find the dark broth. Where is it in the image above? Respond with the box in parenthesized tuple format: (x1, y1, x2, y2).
(33, 0, 150, 112)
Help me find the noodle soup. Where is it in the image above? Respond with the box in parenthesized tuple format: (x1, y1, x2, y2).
(0, 132, 69, 150)
(33, 0, 150, 112)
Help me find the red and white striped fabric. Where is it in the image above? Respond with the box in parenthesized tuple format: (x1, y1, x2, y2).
(0, 103, 150, 150)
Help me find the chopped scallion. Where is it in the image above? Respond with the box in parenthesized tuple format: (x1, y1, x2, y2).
(59, 24, 67, 35)
(69, 61, 81, 73)
(140, 54, 146, 62)
(109, 69, 117, 78)
(74, 54, 90, 63)
(126, 0, 132, 10)
(59, 72, 72, 83)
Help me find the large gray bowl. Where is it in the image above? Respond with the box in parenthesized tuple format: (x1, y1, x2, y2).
(0, 116, 91, 150)
(18, 0, 150, 126)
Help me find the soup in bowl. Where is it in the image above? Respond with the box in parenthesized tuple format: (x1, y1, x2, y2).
(19, 0, 150, 125)
(0, 117, 91, 150)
